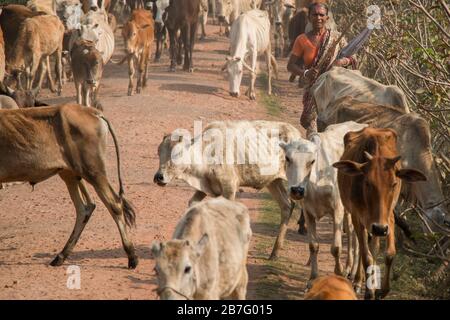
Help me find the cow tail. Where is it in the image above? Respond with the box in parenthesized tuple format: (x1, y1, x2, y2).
(270, 54, 279, 79)
(100, 115, 136, 228)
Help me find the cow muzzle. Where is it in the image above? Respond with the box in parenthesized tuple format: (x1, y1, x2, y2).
(229, 92, 239, 98)
(90, 6, 98, 11)
(218, 16, 226, 23)
(86, 79, 97, 85)
(153, 172, 167, 186)
(371, 223, 389, 237)
(290, 186, 305, 200)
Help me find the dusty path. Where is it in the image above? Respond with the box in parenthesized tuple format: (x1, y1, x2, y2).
(0, 23, 339, 299)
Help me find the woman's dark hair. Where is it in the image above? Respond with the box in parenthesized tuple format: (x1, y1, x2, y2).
(308, 2, 329, 16)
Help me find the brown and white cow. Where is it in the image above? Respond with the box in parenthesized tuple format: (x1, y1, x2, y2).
(0, 103, 138, 269)
(319, 96, 449, 231)
(305, 274, 358, 300)
(70, 39, 104, 108)
(119, 9, 154, 95)
(152, 197, 252, 300)
(333, 127, 426, 299)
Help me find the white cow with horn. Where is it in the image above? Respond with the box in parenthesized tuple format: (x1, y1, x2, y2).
(222, 9, 278, 100)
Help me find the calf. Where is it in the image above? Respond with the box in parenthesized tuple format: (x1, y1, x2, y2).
(0, 104, 138, 268)
(152, 197, 252, 300)
(70, 39, 104, 109)
(333, 127, 426, 299)
(305, 275, 357, 300)
(280, 121, 367, 286)
(154, 120, 301, 259)
(0, 81, 49, 108)
(120, 9, 155, 95)
(223, 9, 277, 100)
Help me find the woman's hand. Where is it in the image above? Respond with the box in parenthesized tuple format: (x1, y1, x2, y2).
(333, 57, 350, 67)
(305, 68, 319, 81)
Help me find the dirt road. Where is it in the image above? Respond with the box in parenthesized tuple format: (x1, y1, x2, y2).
(0, 23, 339, 299)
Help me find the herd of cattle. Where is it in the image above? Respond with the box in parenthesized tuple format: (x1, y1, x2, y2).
(0, 0, 448, 300)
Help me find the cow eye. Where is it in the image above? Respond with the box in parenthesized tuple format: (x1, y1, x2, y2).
(153, 267, 158, 275)
(392, 182, 398, 188)
(184, 266, 191, 274)
(285, 156, 290, 163)
(309, 160, 315, 166)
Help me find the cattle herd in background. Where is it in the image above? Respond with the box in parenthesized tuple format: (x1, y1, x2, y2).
(0, 0, 448, 300)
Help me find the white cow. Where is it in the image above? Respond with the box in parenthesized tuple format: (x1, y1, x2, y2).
(70, 8, 115, 64)
(152, 197, 252, 300)
(266, 0, 295, 57)
(216, 0, 262, 35)
(154, 120, 302, 259)
(311, 67, 410, 129)
(279, 121, 368, 286)
(223, 9, 277, 100)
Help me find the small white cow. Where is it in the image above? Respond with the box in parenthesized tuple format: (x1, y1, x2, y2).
(152, 197, 252, 300)
(279, 121, 367, 286)
(154, 120, 302, 259)
(216, 0, 262, 35)
(311, 67, 410, 128)
(223, 9, 278, 100)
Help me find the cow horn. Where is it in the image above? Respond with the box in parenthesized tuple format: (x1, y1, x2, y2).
(110, 54, 129, 65)
(5, 84, 15, 96)
(364, 151, 373, 161)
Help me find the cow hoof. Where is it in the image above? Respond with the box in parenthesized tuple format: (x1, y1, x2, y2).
(50, 254, 65, 267)
(136, 88, 141, 94)
(128, 256, 139, 269)
(128, 89, 133, 96)
(268, 252, 278, 261)
(189, 68, 194, 73)
(375, 289, 387, 300)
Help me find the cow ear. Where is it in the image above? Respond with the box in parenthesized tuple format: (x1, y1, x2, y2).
(221, 62, 228, 72)
(151, 241, 164, 258)
(225, 56, 232, 61)
(333, 160, 365, 176)
(396, 169, 427, 183)
(234, 57, 241, 62)
(194, 234, 209, 258)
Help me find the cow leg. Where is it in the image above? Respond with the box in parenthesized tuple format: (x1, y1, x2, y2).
(55, 48, 63, 96)
(268, 179, 294, 260)
(181, 26, 190, 71)
(84, 84, 92, 107)
(305, 209, 319, 288)
(246, 52, 258, 100)
(350, 228, 360, 281)
(297, 208, 307, 235)
(189, 23, 198, 72)
(168, 28, 177, 72)
(377, 219, 396, 300)
(50, 175, 96, 266)
(142, 47, 150, 88)
(265, 49, 272, 96)
(230, 267, 248, 300)
(357, 227, 375, 299)
(91, 176, 138, 269)
(188, 190, 207, 207)
(136, 55, 143, 94)
(75, 81, 83, 105)
(46, 56, 57, 93)
(344, 211, 355, 278)
(331, 205, 344, 276)
(34, 60, 47, 94)
(127, 55, 135, 96)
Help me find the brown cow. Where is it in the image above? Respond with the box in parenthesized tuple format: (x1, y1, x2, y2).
(0, 104, 138, 268)
(70, 39, 104, 109)
(305, 275, 358, 300)
(119, 9, 155, 95)
(333, 127, 426, 299)
(8, 14, 64, 94)
(165, 0, 201, 72)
